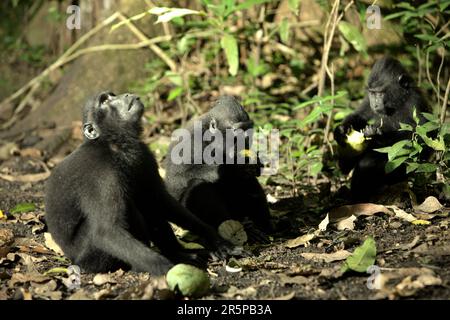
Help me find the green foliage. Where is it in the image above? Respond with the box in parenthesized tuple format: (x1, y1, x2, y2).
(374, 112, 449, 183)
(127, 1, 447, 192)
(341, 237, 377, 273)
(338, 21, 368, 57)
(10, 203, 37, 214)
(220, 33, 239, 76)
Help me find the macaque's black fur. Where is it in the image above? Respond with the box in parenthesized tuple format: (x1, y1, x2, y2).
(164, 96, 273, 241)
(334, 57, 430, 201)
(45, 92, 229, 275)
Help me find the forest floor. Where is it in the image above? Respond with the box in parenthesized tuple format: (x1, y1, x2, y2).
(0, 152, 449, 300)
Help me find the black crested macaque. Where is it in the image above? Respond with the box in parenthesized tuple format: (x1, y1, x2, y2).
(164, 95, 273, 242)
(45, 92, 231, 275)
(334, 57, 430, 201)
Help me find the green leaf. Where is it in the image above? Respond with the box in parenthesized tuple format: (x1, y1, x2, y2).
(299, 104, 333, 127)
(440, 1, 450, 11)
(44, 267, 68, 275)
(167, 87, 183, 101)
(441, 123, 450, 136)
(420, 121, 440, 133)
(234, 0, 272, 12)
(338, 21, 367, 54)
(415, 34, 440, 42)
(288, 0, 301, 15)
(279, 18, 290, 44)
(406, 162, 419, 174)
(384, 12, 408, 21)
(374, 145, 391, 154)
(385, 140, 411, 161)
(165, 71, 183, 86)
(341, 237, 377, 273)
(293, 91, 347, 110)
(309, 162, 323, 177)
(246, 57, 269, 77)
(385, 156, 408, 173)
(421, 112, 438, 122)
(177, 36, 194, 53)
(416, 163, 438, 173)
(396, 2, 416, 10)
(148, 7, 203, 24)
(413, 108, 420, 124)
(422, 135, 445, 151)
(399, 122, 413, 131)
(10, 203, 36, 214)
(221, 34, 239, 76)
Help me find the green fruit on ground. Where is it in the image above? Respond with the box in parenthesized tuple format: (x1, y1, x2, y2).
(166, 264, 210, 298)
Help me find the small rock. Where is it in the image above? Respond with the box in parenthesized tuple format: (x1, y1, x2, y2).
(390, 221, 402, 229)
(93, 273, 116, 286)
(0, 143, 19, 160)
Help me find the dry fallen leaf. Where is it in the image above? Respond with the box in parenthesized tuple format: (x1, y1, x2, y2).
(222, 285, 257, 299)
(20, 148, 43, 158)
(373, 267, 441, 299)
(414, 196, 443, 213)
(301, 250, 351, 263)
(395, 274, 442, 297)
(93, 273, 117, 286)
(0, 171, 50, 183)
(9, 273, 51, 286)
(285, 233, 316, 248)
(320, 203, 391, 231)
(44, 233, 64, 255)
(318, 214, 329, 231)
(276, 273, 309, 286)
(68, 289, 92, 300)
(0, 142, 19, 160)
(386, 206, 417, 222)
(0, 228, 14, 258)
(337, 215, 357, 230)
(32, 279, 62, 300)
(271, 291, 296, 300)
(266, 194, 278, 204)
(330, 203, 391, 221)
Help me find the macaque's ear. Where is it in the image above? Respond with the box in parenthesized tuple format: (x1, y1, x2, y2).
(398, 74, 411, 89)
(83, 123, 100, 140)
(209, 118, 218, 133)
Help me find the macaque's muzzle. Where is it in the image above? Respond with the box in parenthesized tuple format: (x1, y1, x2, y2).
(369, 91, 385, 113)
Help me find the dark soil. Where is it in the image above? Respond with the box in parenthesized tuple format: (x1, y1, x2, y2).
(0, 154, 449, 300)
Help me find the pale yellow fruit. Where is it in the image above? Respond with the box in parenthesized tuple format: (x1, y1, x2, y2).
(239, 149, 257, 161)
(345, 130, 367, 152)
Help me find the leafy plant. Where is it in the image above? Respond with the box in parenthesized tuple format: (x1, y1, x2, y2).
(375, 111, 449, 184)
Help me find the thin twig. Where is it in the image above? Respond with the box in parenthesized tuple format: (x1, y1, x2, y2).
(440, 76, 450, 124)
(317, 0, 353, 97)
(426, 50, 440, 103)
(436, 50, 445, 107)
(116, 12, 177, 72)
(323, 63, 335, 155)
(61, 37, 172, 65)
(317, 0, 338, 97)
(416, 45, 422, 87)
